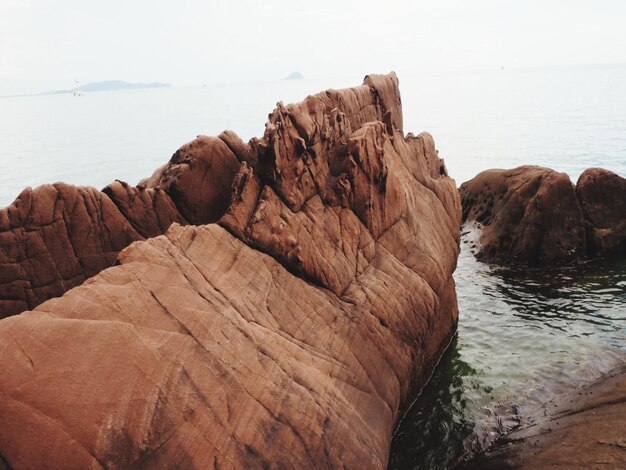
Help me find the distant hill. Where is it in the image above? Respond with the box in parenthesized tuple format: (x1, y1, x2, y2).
(283, 72, 304, 80)
(46, 80, 171, 95)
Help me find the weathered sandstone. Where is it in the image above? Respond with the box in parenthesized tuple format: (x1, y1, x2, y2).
(0, 182, 188, 319)
(0, 133, 249, 318)
(0, 184, 143, 318)
(102, 181, 185, 238)
(460, 365, 626, 469)
(576, 167, 626, 256)
(0, 74, 461, 468)
(460, 165, 625, 266)
(142, 135, 242, 225)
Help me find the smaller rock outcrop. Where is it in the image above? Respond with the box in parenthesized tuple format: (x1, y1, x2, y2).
(0, 180, 192, 319)
(460, 365, 626, 469)
(141, 136, 242, 224)
(0, 184, 144, 317)
(459, 166, 587, 266)
(102, 181, 184, 238)
(576, 167, 626, 256)
(0, 131, 251, 318)
(460, 165, 626, 266)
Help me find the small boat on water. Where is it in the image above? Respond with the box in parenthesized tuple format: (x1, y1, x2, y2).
(73, 81, 85, 96)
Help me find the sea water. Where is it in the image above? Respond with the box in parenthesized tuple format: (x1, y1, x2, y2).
(1, 65, 625, 469)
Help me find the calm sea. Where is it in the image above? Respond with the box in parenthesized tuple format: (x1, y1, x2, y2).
(1, 65, 626, 469)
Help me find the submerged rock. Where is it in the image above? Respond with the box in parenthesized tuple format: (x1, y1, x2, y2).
(460, 165, 626, 266)
(0, 74, 461, 468)
(460, 365, 626, 469)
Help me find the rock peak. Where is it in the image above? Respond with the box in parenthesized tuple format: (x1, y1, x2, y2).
(0, 74, 461, 469)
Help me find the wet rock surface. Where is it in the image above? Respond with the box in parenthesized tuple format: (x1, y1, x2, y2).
(0, 74, 461, 468)
(576, 167, 626, 257)
(459, 365, 626, 469)
(460, 165, 626, 266)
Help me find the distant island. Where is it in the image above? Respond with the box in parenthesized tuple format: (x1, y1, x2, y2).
(44, 80, 171, 95)
(283, 72, 304, 80)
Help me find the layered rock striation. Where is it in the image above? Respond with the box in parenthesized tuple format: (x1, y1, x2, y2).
(0, 132, 247, 318)
(460, 165, 626, 266)
(0, 183, 180, 318)
(0, 74, 461, 468)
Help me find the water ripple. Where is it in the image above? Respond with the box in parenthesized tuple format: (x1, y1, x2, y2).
(389, 243, 626, 469)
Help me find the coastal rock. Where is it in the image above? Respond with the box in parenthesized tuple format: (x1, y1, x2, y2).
(145, 136, 241, 224)
(218, 130, 257, 167)
(460, 165, 626, 265)
(0, 73, 461, 468)
(576, 167, 626, 256)
(0, 180, 187, 319)
(460, 365, 626, 469)
(459, 166, 586, 266)
(102, 181, 187, 238)
(0, 133, 244, 318)
(0, 184, 143, 318)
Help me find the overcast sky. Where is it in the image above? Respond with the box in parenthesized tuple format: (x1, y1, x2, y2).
(2, 0, 626, 95)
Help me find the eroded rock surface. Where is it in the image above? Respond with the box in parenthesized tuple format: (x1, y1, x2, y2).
(460, 365, 626, 469)
(0, 73, 461, 468)
(102, 181, 185, 238)
(0, 182, 188, 319)
(0, 184, 142, 318)
(576, 167, 626, 256)
(142, 135, 242, 225)
(0, 133, 248, 318)
(460, 165, 626, 266)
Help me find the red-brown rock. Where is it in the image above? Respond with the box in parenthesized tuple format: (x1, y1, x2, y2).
(460, 166, 587, 266)
(0, 74, 461, 468)
(0, 179, 188, 319)
(576, 167, 626, 256)
(0, 133, 247, 318)
(102, 181, 187, 238)
(460, 365, 626, 469)
(146, 135, 241, 224)
(460, 165, 626, 265)
(0, 184, 143, 318)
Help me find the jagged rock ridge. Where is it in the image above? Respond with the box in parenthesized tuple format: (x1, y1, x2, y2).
(0, 183, 183, 317)
(0, 73, 461, 468)
(0, 133, 244, 318)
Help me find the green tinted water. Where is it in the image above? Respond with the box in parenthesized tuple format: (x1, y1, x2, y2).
(389, 242, 626, 469)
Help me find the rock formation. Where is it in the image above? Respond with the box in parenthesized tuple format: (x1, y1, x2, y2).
(0, 183, 180, 318)
(0, 74, 461, 468)
(459, 365, 626, 469)
(140, 136, 242, 225)
(0, 132, 249, 319)
(460, 165, 626, 266)
(576, 167, 626, 256)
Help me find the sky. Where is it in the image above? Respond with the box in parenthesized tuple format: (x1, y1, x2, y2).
(2, 0, 626, 96)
